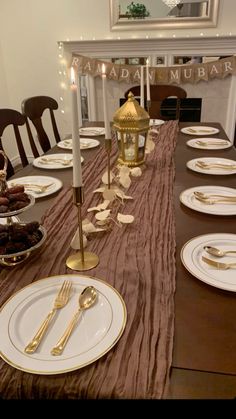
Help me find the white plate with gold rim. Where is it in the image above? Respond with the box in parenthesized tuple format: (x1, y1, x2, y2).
(7, 176, 63, 199)
(181, 233, 236, 292)
(180, 185, 236, 216)
(33, 154, 83, 170)
(79, 127, 105, 137)
(181, 126, 219, 136)
(57, 138, 100, 150)
(186, 157, 236, 175)
(0, 275, 126, 375)
(186, 138, 231, 150)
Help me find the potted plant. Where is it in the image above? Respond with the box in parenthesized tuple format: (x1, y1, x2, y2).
(126, 2, 150, 19)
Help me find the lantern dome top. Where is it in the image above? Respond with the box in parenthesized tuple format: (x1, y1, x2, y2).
(113, 92, 150, 132)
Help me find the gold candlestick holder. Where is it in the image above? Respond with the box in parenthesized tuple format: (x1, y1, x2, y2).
(66, 186, 99, 271)
(105, 138, 112, 189)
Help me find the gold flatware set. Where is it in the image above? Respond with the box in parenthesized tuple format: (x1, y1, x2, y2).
(201, 245, 236, 270)
(196, 140, 229, 146)
(11, 182, 54, 194)
(25, 281, 97, 356)
(62, 139, 93, 149)
(194, 191, 236, 205)
(39, 157, 72, 166)
(188, 128, 215, 134)
(80, 128, 102, 134)
(51, 286, 97, 356)
(195, 160, 236, 170)
(80, 141, 93, 148)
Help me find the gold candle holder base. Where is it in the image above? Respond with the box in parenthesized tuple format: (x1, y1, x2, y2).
(105, 138, 112, 189)
(66, 185, 99, 271)
(66, 251, 99, 271)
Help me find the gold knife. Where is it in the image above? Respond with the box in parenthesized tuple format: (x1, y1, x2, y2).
(202, 256, 236, 270)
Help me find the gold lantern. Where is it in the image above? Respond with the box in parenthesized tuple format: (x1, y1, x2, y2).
(113, 92, 150, 167)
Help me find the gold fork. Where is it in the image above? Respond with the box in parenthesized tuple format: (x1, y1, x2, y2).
(24, 280, 72, 354)
(202, 256, 236, 270)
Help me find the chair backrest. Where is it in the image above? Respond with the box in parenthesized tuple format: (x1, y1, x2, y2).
(124, 84, 187, 120)
(21, 95, 61, 155)
(0, 109, 29, 179)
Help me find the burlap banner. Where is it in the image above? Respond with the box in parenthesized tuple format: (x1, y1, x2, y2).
(71, 54, 236, 85)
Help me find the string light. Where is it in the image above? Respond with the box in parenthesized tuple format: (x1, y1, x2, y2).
(57, 42, 67, 117)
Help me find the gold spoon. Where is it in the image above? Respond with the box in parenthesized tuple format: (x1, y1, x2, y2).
(51, 286, 97, 356)
(204, 246, 236, 258)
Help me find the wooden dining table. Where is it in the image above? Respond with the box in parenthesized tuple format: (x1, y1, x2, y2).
(0, 121, 236, 399)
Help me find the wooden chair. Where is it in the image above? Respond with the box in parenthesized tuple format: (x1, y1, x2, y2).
(0, 109, 29, 179)
(21, 96, 61, 156)
(124, 84, 187, 120)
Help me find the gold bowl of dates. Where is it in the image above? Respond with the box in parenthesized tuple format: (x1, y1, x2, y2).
(0, 185, 35, 217)
(0, 221, 47, 266)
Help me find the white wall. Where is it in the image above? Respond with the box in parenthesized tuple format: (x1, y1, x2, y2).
(0, 0, 236, 161)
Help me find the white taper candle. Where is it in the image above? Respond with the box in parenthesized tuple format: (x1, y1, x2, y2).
(146, 59, 150, 101)
(140, 65, 144, 107)
(70, 67, 82, 187)
(102, 64, 111, 139)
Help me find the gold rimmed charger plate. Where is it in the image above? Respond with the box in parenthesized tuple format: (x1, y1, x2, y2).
(181, 233, 236, 292)
(7, 176, 63, 199)
(57, 138, 100, 150)
(186, 138, 231, 150)
(0, 274, 126, 375)
(79, 127, 105, 137)
(181, 126, 219, 136)
(186, 157, 236, 175)
(179, 185, 236, 216)
(33, 154, 84, 170)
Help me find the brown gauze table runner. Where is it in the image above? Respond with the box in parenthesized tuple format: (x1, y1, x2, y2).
(0, 121, 178, 399)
